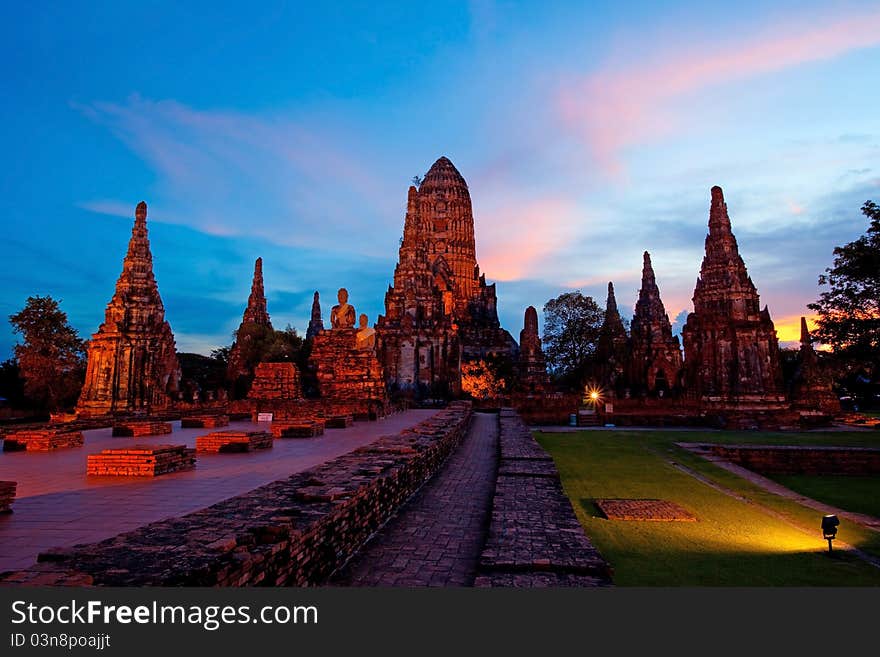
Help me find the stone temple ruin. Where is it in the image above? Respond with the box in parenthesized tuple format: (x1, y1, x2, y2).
(76, 202, 180, 416)
(69, 160, 837, 430)
(376, 157, 517, 397)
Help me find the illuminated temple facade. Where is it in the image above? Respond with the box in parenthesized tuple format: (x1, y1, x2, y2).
(377, 156, 516, 397)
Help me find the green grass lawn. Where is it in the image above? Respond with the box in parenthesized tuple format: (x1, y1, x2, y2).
(535, 429, 880, 586)
(768, 474, 880, 518)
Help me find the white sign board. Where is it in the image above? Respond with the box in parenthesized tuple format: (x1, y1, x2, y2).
(257, 412, 274, 422)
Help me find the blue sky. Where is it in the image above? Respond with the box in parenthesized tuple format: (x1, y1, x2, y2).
(2, 1, 879, 357)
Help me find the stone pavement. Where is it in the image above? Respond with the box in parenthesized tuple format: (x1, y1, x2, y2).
(332, 411, 499, 586)
(0, 409, 438, 573)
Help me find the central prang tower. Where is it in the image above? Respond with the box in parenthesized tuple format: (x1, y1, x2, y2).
(377, 156, 516, 397)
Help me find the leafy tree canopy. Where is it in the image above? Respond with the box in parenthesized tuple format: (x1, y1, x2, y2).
(808, 200, 880, 362)
(8, 295, 86, 410)
(542, 291, 604, 389)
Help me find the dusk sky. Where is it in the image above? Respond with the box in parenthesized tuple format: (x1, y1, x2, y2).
(2, 1, 879, 359)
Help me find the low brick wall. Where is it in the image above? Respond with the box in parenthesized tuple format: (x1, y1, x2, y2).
(111, 421, 173, 437)
(3, 429, 84, 451)
(512, 393, 580, 426)
(195, 431, 272, 453)
(87, 445, 196, 477)
(181, 415, 230, 429)
(709, 444, 880, 476)
(2, 403, 473, 586)
(475, 408, 611, 587)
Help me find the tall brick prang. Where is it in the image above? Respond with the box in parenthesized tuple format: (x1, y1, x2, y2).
(682, 187, 787, 419)
(516, 306, 551, 394)
(227, 258, 273, 382)
(629, 251, 682, 395)
(791, 317, 840, 417)
(596, 282, 629, 394)
(77, 202, 180, 416)
(377, 156, 516, 397)
(306, 291, 324, 340)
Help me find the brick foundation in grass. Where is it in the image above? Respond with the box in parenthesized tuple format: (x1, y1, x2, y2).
(0, 481, 16, 512)
(195, 431, 273, 453)
(595, 499, 696, 521)
(2, 429, 84, 452)
(86, 445, 196, 476)
(111, 421, 173, 437)
(474, 408, 612, 587)
(2, 402, 472, 586)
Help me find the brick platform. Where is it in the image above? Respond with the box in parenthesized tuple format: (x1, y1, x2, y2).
(111, 421, 173, 437)
(1, 403, 473, 585)
(476, 409, 611, 587)
(195, 431, 273, 453)
(270, 420, 325, 438)
(87, 445, 196, 477)
(596, 499, 697, 521)
(0, 481, 16, 512)
(181, 415, 230, 429)
(3, 429, 84, 452)
(325, 415, 354, 429)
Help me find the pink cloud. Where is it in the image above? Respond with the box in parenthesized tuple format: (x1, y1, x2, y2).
(559, 9, 880, 175)
(477, 198, 581, 282)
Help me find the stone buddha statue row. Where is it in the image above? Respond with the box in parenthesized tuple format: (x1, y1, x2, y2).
(329, 287, 376, 350)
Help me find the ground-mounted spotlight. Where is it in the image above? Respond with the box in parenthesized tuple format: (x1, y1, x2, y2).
(821, 514, 839, 554)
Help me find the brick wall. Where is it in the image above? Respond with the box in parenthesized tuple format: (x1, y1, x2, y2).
(475, 408, 611, 586)
(710, 444, 880, 476)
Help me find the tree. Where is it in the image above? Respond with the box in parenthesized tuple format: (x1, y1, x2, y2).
(808, 200, 880, 361)
(9, 295, 87, 411)
(542, 291, 604, 389)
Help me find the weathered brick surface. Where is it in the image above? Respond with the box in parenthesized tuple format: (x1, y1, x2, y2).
(247, 362, 302, 401)
(310, 329, 388, 418)
(111, 421, 173, 437)
(325, 415, 354, 429)
(476, 409, 611, 586)
(3, 429, 84, 452)
(474, 572, 609, 587)
(181, 415, 229, 429)
(87, 445, 196, 476)
(2, 403, 472, 586)
(0, 481, 16, 512)
(596, 499, 696, 521)
(76, 202, 179, 416)
(195, 431, 272, 453)
(270, 420, 325, 438)
(709, 444, 880, 476)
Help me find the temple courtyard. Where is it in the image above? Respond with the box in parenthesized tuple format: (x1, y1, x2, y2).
(0, 409, 438, 573)
(1, 409, 878, 585)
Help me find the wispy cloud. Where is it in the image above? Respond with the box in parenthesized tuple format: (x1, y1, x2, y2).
(72, 95, 402, 256)
(558, 8, 880, 175)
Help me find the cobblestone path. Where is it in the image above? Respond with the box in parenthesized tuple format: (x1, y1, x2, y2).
(332, 411, 499, 586)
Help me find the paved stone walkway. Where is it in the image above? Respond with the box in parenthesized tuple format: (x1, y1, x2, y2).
(332, 411, 499, 586)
